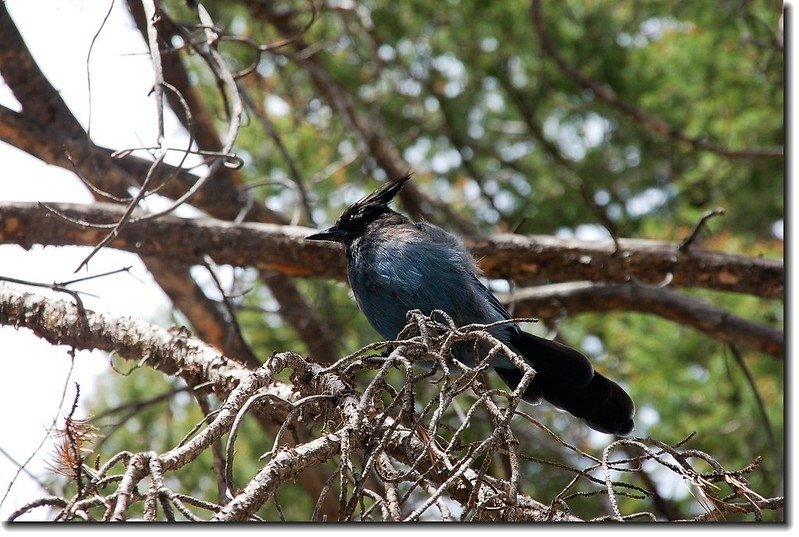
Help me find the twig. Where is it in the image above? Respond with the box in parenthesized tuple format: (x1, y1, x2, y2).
(679, 207, 726, 251)
(202, 255, 257, 364)
(726, 344, 780, 477)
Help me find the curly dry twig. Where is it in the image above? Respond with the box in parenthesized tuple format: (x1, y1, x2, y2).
(1, 288, 782, 522)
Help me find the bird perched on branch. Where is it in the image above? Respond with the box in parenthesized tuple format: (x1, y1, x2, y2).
(306, 175, 634, 435)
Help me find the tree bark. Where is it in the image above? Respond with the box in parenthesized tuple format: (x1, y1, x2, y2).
(1, 201, 783, 300)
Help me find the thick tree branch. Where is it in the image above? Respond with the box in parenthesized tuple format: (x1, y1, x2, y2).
(0, 3, 85, 139)
(502, 282, 782, 357)
(470, 232, 782, 300)
(0, 201, 781, 300)
(0, 286, 249, 397)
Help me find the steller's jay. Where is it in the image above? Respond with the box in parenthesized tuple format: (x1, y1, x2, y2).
(306, 175, 634, 435)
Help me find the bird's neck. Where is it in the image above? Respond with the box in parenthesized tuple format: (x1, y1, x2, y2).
(369, 210, 409, 229)
(344, 210, 410, 256)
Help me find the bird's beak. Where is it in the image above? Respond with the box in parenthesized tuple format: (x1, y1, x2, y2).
(306, 226, 346, 243)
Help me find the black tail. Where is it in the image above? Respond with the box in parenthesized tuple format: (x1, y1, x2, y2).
(496, 331, 635, 435)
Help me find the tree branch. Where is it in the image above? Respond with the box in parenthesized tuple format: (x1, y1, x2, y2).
(0, 286, 264, 407)
(471, 232, 782, 300)
(0, 3, 86, 139)
(0, 201, 781, 299)
(0, 287, 576, 521)
(0, 104, 287, 224)
(502, 282, 782, 357)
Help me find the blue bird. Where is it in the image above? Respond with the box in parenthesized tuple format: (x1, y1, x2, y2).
(306, 175, 634, 435)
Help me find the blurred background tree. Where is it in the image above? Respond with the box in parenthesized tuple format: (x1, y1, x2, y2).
(0, 0, 783, 522)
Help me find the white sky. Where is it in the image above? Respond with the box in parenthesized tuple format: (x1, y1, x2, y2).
(0, 0, 795, 526)
(0, 0, 175, 521)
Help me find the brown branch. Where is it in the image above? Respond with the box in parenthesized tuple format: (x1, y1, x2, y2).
(0, 104, 286, 223)
(471, 232, 783, 300)
(0, 201, 783, 300)
(679, 208, 727, 252)
(530, 0, 783, 160)
(0, 3, 86, 139)
(502, 282, 783, 358)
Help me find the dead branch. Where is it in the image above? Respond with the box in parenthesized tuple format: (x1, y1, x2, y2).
(0, 4, 270, 367)
(124, 0, 340, 365)
(1, 287, 782, 522)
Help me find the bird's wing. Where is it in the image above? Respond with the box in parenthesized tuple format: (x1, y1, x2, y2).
(358, 222, 499, 328)
(414, 223, 513, 322)
(373, 234, 471, 315)
(469, 274, 514, 322)
(400, 222, 514, 326)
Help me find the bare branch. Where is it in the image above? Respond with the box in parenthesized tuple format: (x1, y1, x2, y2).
(124, 0, 340, 364)
(679, 208, 727, 252)
(1, 288, 781, 522)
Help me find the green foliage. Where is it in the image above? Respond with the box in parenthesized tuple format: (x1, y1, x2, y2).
(79, 0, 782, 521)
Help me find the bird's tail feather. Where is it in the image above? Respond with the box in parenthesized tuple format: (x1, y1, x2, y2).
(509, 331, 595, 387)
(496, 331, 635, 435)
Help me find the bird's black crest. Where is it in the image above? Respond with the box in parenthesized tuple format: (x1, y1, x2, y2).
(337, 174, 412, 228)
(357, 174, 412, 211)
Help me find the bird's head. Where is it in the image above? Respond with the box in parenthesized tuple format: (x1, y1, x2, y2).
(306, 174, 411, 245)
